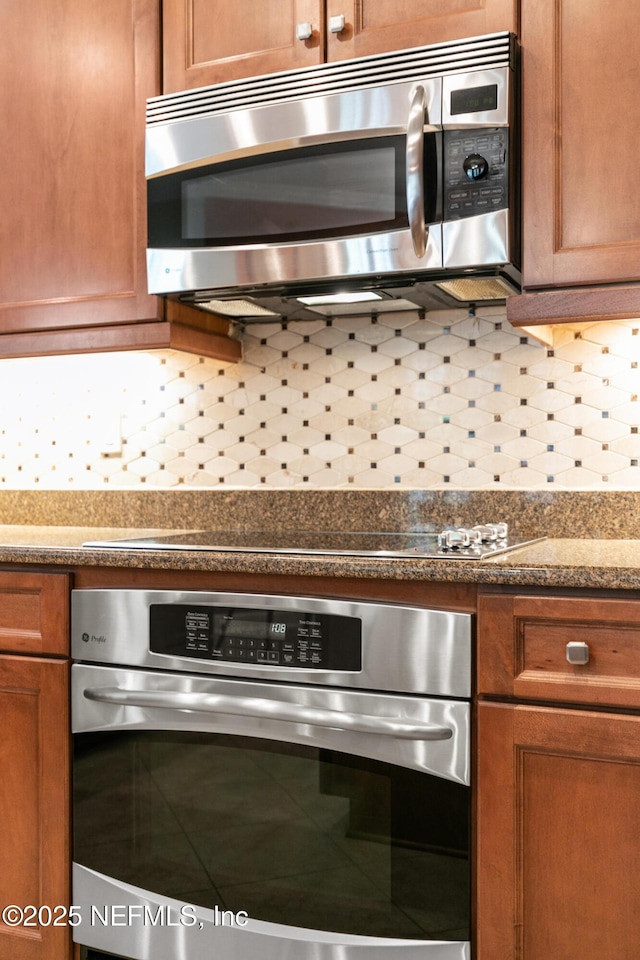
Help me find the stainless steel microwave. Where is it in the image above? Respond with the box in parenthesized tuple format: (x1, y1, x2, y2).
(145, 32, 519, 322)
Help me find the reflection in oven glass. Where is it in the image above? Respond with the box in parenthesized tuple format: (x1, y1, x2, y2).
(74, 732, 469, 940)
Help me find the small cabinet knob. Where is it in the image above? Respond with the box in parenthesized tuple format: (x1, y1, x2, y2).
(566, 641, 590, 665)
(329, 13, 346, 33)
(296, 21, 313, 40)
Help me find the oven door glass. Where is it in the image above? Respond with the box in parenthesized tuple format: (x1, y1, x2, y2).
(74, 729, 469, 942)
(147, 134, 440, 248)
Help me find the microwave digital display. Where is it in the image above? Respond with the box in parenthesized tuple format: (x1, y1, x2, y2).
(450, 83, 498, 116)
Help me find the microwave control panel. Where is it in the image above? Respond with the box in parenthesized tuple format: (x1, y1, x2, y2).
(443, 127, 509, 221)
(150, 604, 362, 671)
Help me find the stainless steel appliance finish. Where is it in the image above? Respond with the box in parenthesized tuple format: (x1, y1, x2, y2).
(71, 590, 471, 696)
(84, 525, 545, 560)
(72, 590, 472, 960)
(145, 32, 518, 320)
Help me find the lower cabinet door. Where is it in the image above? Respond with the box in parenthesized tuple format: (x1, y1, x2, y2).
(0, 656, 70, 960)
(477, 701, 640, 960)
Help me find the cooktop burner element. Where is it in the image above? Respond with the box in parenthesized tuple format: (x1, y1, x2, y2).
(84, 523, 545, 560)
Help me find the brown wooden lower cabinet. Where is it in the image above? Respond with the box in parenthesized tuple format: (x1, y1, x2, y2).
(0, 655, 70, 960)
(477, 701, 640, 960)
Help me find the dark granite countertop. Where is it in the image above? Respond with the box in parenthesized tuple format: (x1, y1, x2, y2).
(2, 525, 640, 590)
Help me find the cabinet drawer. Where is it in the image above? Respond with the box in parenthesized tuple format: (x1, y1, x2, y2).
(0, 572, 70, 656)
(478, 593, 640, 708)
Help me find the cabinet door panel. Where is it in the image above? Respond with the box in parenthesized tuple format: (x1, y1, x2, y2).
(163, 0, 325, 91)
(326, 0, 516, 61)
(0, 0, 158, 333)
(0, 657, 70, 960)
(0, 572, 70, 657)
(477, 703, 640, 960)
(522, 0, 640, 286)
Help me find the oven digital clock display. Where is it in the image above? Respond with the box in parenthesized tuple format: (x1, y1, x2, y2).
(218, 617, 287, 640)
(149, 604, 361, 671)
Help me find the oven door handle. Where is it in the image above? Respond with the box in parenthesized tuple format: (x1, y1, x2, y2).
(83, 687, 453, 741)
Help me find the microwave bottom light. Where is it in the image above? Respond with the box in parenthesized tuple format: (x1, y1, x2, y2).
(297, 292, 383, 306)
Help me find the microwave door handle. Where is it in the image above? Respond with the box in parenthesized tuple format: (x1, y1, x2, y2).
(406, 84, 427, 258)
(83, 687, 453, 741)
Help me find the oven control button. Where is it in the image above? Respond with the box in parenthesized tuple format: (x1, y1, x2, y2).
(256, 649, 280, 664)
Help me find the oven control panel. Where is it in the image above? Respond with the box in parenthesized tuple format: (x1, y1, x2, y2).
(150, 604, 362, 671)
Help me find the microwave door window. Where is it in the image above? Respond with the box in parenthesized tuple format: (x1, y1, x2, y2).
(148, 138, 414, 248)
(182, 144, 401, 244)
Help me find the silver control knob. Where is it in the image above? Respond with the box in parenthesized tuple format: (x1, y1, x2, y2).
(464, 528, 483, 544)
(472, 522, 508, 542)
(488, 522, 508, 540)
(438, 529, 470, 549)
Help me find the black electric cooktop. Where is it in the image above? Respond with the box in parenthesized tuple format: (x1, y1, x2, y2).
(84, 526, 545, 560)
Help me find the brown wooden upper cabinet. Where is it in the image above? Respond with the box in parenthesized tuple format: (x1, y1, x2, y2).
(0, 0, 240, 362)
(509, 0, 640, 327)
(1, 0, 159, 338)
(162, 0, 517, 93)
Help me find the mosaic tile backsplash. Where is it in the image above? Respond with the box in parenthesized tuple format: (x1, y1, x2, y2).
(2, 307, 640, 490)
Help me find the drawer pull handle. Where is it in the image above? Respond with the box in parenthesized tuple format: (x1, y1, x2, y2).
(566, 641, 590, 665)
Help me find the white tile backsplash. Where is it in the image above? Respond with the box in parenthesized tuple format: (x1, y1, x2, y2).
(2, 307, 640, 489)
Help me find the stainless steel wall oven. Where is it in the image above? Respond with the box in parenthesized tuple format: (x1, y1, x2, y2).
(71, 590, 472, 960)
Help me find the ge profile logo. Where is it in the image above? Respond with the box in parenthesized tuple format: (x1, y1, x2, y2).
(82, 633, 90, 643)
(81, 632, 107, 644)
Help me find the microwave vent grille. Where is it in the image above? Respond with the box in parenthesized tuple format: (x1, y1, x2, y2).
(147, 32, 513, 126)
